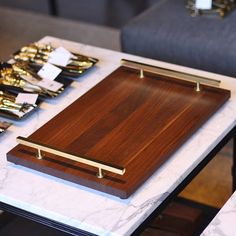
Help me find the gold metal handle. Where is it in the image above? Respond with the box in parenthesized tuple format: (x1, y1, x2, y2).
(16, 136, 126, 178)
(121, 59, 221, 91)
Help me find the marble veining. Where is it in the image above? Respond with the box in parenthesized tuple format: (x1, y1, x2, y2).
(202, 194, 236, 236)
(0, 36, 235, 235)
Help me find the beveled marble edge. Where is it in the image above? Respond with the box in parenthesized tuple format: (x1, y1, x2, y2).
(201, 191, 236, 236)
(0, 36, 235, 236)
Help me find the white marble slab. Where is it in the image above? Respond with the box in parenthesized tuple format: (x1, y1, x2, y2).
(202, 191, 236, 236)
(0, 36, 236, 236)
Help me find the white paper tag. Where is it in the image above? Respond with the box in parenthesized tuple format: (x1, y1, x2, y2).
(21, 74, 40, 84)
(12, 106, 34, 118)
(38, 63, 62, 81)
(56, 47, 69, 53)
(21, 67, 63, 92)
(48, 47, 75, 66)
(196, 0, 212, 9)
(37, 78, 63, 92)
(8, 59, 16, 64)
(56, 47, 76, 58)
(15, 93, 38, 105)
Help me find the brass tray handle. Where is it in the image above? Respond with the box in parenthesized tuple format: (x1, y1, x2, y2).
(121, 59, 221, 92)
(16, 136, 126, 179)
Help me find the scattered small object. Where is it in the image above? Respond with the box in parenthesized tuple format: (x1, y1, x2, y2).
(186, 0, 235, 17)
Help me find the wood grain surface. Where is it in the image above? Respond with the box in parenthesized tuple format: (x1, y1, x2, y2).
(7, 66, 230, 198)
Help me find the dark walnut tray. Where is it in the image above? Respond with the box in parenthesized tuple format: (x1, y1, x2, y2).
(7, 61, 230, 198)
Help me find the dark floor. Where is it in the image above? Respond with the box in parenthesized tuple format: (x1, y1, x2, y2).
(180, 139, 233, 208)
(0, 214, 69, 236)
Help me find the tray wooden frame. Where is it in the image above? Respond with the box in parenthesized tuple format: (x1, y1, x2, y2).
(7, 61, 230, 198)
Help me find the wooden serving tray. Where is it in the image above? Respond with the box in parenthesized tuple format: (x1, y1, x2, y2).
(7, 61, 230, 198)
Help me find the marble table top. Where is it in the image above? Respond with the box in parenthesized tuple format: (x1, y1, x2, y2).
(202, 191, 236, 236)
(0, 36, 236, 236)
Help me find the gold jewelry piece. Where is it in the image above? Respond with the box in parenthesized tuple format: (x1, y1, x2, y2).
(0, 62, 63, 97)
(0, 90, 35, 113)
(14, 43, 97, 77)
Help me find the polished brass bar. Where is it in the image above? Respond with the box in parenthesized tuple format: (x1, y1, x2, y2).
(139, 69, 144, 79)
(121, 59, 221, 88)
(196, 81, 201, 92)
(37, 149, 43, 159)
(97, 168, 104, 179)
(16, 136, 125, 178)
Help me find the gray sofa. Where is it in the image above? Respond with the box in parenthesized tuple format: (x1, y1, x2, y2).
(1, 0, 236, 78)
(0, 0, 156, 59)
(121, 0, 236, 77)
(0, 6, 120, 60)
(0, 0, 156, 28)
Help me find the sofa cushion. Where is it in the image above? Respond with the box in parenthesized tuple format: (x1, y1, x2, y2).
(121, 0, 236, 77)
